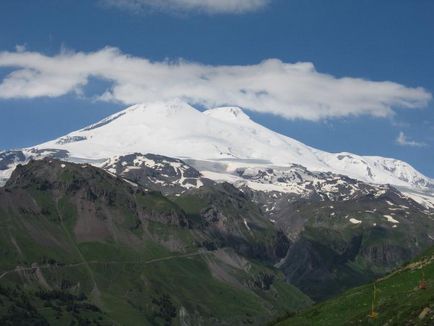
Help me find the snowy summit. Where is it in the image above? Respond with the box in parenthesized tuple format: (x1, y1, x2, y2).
(1, 99, 433, 207)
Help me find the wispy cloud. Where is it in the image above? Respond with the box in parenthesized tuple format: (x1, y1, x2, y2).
(396, 131, 427, 147)
(0, 47, 431, 121)
(101, 0, 270, 15)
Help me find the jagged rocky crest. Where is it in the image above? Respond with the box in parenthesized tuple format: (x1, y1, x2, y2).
(1, 156, 434, 323)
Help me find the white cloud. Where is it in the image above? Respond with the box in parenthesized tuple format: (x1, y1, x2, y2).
(15, 44, 26, 53)
(0, 47, 431, 121)
(101, 0, 270, 14)
(396, 132, 427, 147)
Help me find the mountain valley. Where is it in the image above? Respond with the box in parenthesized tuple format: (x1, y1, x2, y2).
(0, 101, 434, 325)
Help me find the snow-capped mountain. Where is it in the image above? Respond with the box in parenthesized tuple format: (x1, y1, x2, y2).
(0, 99, 433, 207)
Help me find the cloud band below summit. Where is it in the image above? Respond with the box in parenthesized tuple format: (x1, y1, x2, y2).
(0, 47, 430, 121)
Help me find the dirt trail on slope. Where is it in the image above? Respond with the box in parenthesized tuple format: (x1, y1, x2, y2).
(0, 251, 207, 281)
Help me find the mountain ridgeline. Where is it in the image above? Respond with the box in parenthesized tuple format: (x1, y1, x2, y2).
(1, 100, 433, 205)
(0, 159, 311, 325)
(0, 100, 434, 325)
(0, 156, 433, 325)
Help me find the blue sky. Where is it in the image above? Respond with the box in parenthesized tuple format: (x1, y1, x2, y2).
(0, 0, 433, 176)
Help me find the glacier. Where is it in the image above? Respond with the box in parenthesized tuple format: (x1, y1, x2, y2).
(1, 99, 433, 208)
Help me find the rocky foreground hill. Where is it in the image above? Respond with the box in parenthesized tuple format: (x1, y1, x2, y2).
(0, 158, 433, 325)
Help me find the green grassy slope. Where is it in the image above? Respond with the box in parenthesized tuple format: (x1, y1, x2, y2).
(276, 246, 434, 325)
(278, 196, 434, 301)
(0, 159, 311, 325)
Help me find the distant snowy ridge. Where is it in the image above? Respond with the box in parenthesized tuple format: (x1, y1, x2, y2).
(0, 100, 433, 207)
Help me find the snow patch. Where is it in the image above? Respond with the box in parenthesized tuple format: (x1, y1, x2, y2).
(243, 218, 251, 232)
(384, 215, 399, 224)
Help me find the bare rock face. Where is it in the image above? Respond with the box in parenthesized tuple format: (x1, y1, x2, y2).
(101, 153, 213, 195)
